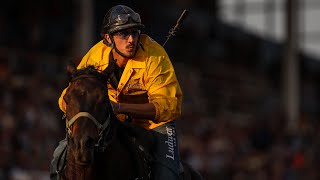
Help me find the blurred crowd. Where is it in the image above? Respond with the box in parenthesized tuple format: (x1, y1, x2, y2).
(177, 61, 320, 180)
(1, 0, 320, 180)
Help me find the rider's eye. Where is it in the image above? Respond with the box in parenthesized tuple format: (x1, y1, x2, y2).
(114, 29, 140, 39)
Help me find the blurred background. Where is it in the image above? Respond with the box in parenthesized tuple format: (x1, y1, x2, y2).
(1, 0, 320, 179)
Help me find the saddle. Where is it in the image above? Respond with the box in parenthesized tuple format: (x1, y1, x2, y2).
(50, 138, 68, 180)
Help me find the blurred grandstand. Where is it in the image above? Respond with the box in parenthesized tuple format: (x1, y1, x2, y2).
(1, 0, 320, 179)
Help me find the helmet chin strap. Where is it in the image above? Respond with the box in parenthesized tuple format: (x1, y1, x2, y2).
(114, 46, 135, 59)
(110, 35, 140, 59)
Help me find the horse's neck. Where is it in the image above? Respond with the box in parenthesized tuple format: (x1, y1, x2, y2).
(113, 126, 151, 178)
(98, 130, 148, 179)
(63, 123, 150, 180)
(63, 135, 139, 180)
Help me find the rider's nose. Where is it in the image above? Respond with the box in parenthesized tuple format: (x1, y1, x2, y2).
(127, 35, 134, 42)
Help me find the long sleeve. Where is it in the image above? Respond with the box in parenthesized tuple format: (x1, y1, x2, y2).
(144, 51, 183, 123)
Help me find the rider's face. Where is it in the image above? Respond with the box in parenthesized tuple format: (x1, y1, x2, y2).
(111, 28, 140, 58)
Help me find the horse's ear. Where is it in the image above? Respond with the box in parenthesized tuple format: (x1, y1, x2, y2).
(66, 60, 77, 79)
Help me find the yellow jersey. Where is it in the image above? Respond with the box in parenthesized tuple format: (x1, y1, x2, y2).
(58, 34, 183, 130)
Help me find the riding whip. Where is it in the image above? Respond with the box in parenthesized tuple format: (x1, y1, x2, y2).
(162, 9, 189, 47)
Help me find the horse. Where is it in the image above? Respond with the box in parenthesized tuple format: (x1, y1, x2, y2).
(57, 61, 204, 180)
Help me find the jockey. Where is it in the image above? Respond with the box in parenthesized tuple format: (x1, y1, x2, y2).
(50, 4, 183, 180)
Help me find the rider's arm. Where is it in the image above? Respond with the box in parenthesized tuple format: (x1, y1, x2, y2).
(112, 102, 156, 120)
(58, 88, 67, 113)
(111, 53, 182, 124)
(145, 54, 183, 123)
(58, 40, 111, 113)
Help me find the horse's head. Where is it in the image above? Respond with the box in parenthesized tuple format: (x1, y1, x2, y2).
(63, 62, 113, 166)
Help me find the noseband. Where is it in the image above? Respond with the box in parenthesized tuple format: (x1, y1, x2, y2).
(66, 111, 111, 149)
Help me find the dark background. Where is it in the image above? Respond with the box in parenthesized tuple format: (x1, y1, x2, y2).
(1, 0, 320, 179)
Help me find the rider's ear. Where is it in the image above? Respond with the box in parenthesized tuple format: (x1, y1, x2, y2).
(105, 34, 112, 44)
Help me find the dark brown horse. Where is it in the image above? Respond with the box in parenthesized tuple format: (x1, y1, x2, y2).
(59, 62, 203, 180)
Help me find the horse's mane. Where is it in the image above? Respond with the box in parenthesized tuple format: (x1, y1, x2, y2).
(69, 65, 109, 84)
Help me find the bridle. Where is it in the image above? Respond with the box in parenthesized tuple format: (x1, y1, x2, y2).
(55, 74, 116, 178)
(64, 74, 115, 152)
(59, 72, 152, 180)
(65, 111, 112, 152)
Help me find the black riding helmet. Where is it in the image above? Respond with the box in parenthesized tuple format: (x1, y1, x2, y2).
(101, 5, 145, 35)
(101, 5, 144, 58)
